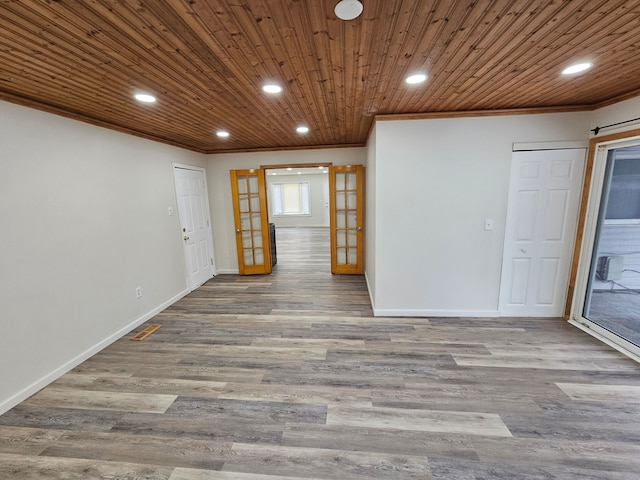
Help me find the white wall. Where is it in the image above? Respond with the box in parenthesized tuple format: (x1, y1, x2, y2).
(0, 100, 206, 414)
(265, 172, 328, 227)
(370, 112, 591, 316)
(5, 91, 639, 415)
(207, 148, 365, 272)
(590, 96, 640, 137)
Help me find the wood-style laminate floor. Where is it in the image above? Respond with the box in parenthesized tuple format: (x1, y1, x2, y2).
(2, 227, 640, 479)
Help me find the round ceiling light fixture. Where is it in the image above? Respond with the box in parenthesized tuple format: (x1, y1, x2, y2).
(216, 130, 230, 138)
(296, 126, 309, 134)
(262, 83, 283, 94)
(335, 0, 363, 20)
(562, 62, 593, 75)
(405, 73, 428, 85)
(134, 92, 156, 103)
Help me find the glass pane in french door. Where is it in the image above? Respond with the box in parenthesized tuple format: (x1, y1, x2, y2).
(582, 145, 640, 347)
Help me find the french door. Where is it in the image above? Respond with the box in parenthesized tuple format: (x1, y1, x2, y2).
(230, 169, 272, 275)
(329, 165, 364, 274)
(230, 165, 364, 275)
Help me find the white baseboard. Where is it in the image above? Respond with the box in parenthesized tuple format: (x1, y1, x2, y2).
(373, 308, 500, 318)
(364, 271, 375, 311)
(216, 268, 240, 274)
(0, 288, 189, 416)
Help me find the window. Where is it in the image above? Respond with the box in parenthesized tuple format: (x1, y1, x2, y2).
(605, 155, 640, 221)
(271, 182, 310, 215)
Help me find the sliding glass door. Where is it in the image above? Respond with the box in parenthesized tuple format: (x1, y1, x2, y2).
(579, 143, 640, 354)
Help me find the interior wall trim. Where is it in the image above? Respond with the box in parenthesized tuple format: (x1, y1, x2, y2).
(0, 288, 190, 416)
(512, 140, 589, 151)
(374, 105, 592, 122)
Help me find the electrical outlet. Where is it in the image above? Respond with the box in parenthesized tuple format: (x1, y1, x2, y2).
(135, 287, 142, 298)
(168, 206, 174, 216)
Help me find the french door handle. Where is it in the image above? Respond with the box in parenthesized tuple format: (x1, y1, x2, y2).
(236, 229, 241, 234)
(357, 227, 363, 231)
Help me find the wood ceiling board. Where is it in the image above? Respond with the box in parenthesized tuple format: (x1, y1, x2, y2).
(2, 0, 640, 153)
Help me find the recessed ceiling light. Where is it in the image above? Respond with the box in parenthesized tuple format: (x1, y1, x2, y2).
(405, 73, 427, 85)
(562, 62, 593, 75)
(262, 84, 283, 94)
(296, 126, 309, 134)
(134, 93, 156, 103)
(287, 167, 293, 171)
(297, 171, 302, 175)
(216, 130, 230, 138)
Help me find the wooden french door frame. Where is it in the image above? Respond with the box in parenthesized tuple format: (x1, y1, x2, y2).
(230, 169, 272, 275)
(329, 165, 364, 274)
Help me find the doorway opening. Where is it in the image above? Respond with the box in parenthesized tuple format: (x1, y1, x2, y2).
(230, 164, 364, 275)
(264, 165, 331, 273)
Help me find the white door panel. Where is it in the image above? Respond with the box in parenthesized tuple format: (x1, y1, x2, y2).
(499, 149, 585, 317)
(174, 166, 214, 289)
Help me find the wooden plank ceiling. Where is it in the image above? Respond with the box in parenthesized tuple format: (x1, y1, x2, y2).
(1, 0, 640, 153)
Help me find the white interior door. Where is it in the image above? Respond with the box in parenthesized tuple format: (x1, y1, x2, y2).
(174, 166, 214, 289)
(499, 149, 585, 317)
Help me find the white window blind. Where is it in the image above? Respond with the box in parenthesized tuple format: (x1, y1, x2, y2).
(271, 182, 310, 215)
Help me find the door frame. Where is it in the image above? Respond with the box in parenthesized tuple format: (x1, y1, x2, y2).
(568, 130, 640, 360)
(172, 163, 216, 289)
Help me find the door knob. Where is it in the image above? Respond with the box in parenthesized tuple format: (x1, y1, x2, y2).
(357, 227, 363, 231)
(183, 236, 190, 241)
(236, 229, 241, 233)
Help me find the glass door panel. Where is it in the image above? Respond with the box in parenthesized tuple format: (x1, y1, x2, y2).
(330, 165, 363, 274)
(230, 169, 271, 275)
(582, 145, 640, 347)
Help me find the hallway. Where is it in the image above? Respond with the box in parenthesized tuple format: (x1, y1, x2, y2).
(1, 227, 640, 479)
